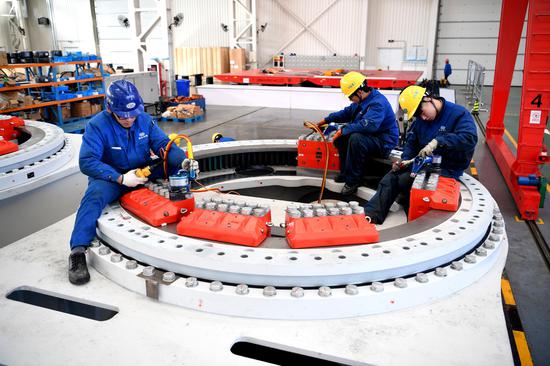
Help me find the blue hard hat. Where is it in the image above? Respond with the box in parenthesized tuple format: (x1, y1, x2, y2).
(106, 80, 144, 118)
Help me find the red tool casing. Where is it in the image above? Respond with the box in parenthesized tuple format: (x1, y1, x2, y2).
(0, 115, 24, 156)
(120, 188, 195, 227)
(285, 214, 379, 249)
(408, 176, 460, 221)
(297, 139, 339, 171)
(177, 208, 271, 247)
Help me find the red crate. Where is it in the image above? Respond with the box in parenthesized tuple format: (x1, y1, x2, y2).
(120, 188, 195, 227)
(408, 176, 460, 221)
(177, 208, 271, 247)
(297, 139, 340, 171)
(285, 214, 378, 249)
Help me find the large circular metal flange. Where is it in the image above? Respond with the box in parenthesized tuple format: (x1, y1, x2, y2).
(0, 120, 65, 173)
(0, 121, 73, 195)
(90, 206, 507, 320)
(96, 140, 496, 288)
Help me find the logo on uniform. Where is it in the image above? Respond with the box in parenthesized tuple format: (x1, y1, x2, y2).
(439, 126, 446, 132)
(138, 131, 148, 140)
(126, 102, 136, 109)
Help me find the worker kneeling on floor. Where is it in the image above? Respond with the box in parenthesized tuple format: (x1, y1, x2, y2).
(316, 71, 399, 196)
(363, 85, 478, 224)
(68, 80, 189, 285)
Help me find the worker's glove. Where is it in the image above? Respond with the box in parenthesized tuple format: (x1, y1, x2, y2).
(121, 169, 148, 187)
(419, 139, 438, 157)
(392, 158, 414, 172)
(182, 158, 200, 173)
(331, 129, 342, 143)
(317, 119, 328, 129)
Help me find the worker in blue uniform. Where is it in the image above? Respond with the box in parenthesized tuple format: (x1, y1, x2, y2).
(363, 85, 478, 224)
(317, 71, 399, 196)
(68, 80, 187, 285)
(444, 58, 452, 85)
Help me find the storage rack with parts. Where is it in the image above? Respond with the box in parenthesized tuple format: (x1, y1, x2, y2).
(0, 60, 106, 133)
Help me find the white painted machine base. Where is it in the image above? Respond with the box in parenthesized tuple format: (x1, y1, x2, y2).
(0, 214, 512, 365)
(197, 84, 456, 111)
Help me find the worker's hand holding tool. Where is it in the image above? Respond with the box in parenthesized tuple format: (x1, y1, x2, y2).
(182, 158, 200, 174)
(419, 139, 438, 157)
(121, 169, 148, 187)
(316, 119, 327, 129)
(392, 158, 414, 172)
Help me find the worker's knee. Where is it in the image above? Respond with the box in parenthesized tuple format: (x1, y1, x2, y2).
(348, 133, 363, 148)
(84, 180, 123, 207)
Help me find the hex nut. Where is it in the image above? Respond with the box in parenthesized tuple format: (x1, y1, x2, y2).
(435, 267, 447, 277)
(370, 282, 384, 292)
(185, 277, 198, 287)
(236, 284, 249, 295)
(263, 286, 277, 297)
(163, 272, 177, 283)
(99, 246, 111, 256)
(142, 266, 155, 277)
(110, 253, 122, 263)
(318, 286, 332, 297)
(394, 278, 408, 288)
(475, 247, 487, 257)
(210, 281, 223, 292)
(345, 284, 359, 295)
(451, 261, 463, 271)
(465, 254, 477, 263)
(291, 287, 304, 298)
(415, 273, 429, 283)
(125, 260, 138, 270)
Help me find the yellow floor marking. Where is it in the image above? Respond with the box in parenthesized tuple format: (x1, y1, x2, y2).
(512, 330, 534, 366)
(501, 278, 516, 305)
(514, 215, 524, 222)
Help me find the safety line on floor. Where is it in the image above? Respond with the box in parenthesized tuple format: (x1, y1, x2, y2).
(502, 272, 534, 366)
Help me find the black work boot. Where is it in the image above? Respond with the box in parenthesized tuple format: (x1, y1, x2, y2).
(333, 174, 345, 183)
(68, 246, 90, 285)
(341, 183, 359, 196)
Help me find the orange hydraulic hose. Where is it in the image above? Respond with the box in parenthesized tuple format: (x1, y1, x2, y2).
(163, 133, 193, 178)
(304, 121, 330, 203)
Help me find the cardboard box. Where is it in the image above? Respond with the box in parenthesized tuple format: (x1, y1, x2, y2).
(61, 104, 71, 119)
(23, 95, 34, 106)
(26, 111, 42, 121)
(71, 101, 92, 118)
(0, 51, 7, 66)
(90, 102, 102, 115)
(229, 48, 247, 73)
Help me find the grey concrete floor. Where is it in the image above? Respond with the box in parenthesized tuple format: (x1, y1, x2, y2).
(156, 93, 550, 365)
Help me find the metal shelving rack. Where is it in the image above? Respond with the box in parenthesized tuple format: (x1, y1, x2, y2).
(0, 60, 106, 133)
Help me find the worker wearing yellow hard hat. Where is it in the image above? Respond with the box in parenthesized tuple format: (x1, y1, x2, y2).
(362, 85, 478, 224)
(316, 71, 399, 196)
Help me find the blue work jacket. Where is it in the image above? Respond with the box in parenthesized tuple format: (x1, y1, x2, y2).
(324, 89, 399, 153)
(79, 111, 186, 182)
(402, 99, 477, 179)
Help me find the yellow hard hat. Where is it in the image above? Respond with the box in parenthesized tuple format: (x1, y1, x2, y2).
(399, 85, 426, 117)
(212, 132, 223, 143)
(340, 71, 367, 97)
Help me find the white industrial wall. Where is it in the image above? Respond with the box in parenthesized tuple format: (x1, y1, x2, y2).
(366, 0, 438, 79)
(50, 0, 96, 54)
(435, 0, 525, 86)
(0, 2, 13, 51)
(255, 0, 369, 67)
(171, 0, 230, 48)
(94, 0, 166, 68)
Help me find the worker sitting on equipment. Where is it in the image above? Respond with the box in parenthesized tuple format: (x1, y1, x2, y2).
(317, 71, 399, 196)
(68, 80, 189, 285)
(212, 132, 235, 143)
(363, 85, 478, 224)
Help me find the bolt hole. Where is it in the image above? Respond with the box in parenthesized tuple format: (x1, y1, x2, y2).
(383, 250, 390, 254)
(176, 244, 183, 248)
(420, 242, 428, 246)
(436, 237, 443, 241)
(196, 248, 203, 252)
(338, 255, 346, 259)
(314, 256, 322, 260)
(217, 252, 225, 256)
(265, 256, 272, 260)
(241, 254, 248, 258)
(289, 257, 297, 261)
(361, 253, 369, 257)
(403, 246, 410, 250)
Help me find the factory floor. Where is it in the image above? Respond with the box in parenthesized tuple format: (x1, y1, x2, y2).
(157, 88, 550, 366)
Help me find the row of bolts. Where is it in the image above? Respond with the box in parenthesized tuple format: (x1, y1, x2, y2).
(95, 210, 504, 295)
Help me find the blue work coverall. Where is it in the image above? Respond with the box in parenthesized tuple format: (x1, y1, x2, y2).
(444, 63, 452, 80)
(364, 99, 478, 224)
(69, 111, 186, 249)
(325, 89, 399, 186)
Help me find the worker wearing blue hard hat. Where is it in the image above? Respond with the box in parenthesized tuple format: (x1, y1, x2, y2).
(317, 72, 399, 196)
(68, 79, 188, 285)
(363, 85, 478, 224)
